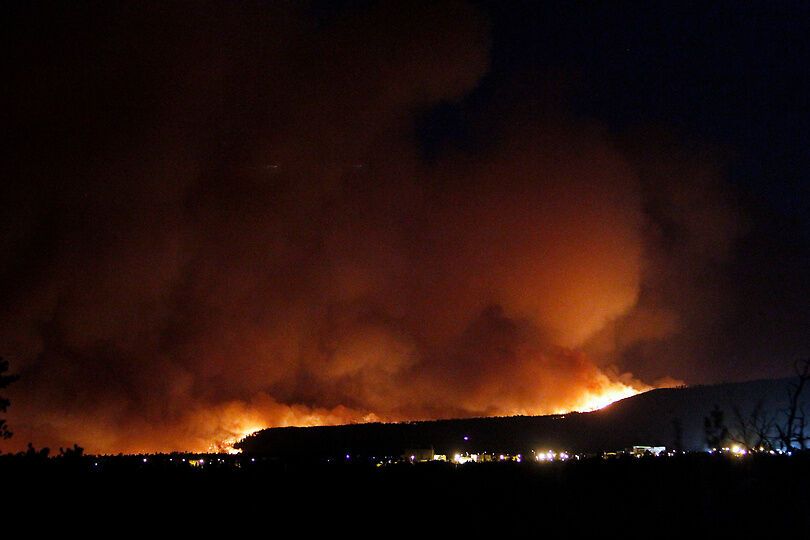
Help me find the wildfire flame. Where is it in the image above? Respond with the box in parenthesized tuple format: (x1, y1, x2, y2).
(567, 383, 645, 412)
(206, 384, 651, 452)
(208, 426, 264, 454)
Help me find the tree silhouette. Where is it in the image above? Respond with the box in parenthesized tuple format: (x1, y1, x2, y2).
(25, 442, 50, 459)
(704, 405, 729, 450)
(730, 400, 776, 451)
(58, 443, 84, 459)
(775, 357, 810, 451)
(671, 417, 684, 453)
(0, 357, 19, 441)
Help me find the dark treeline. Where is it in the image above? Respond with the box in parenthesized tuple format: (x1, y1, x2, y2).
(2, 452, 809, 534)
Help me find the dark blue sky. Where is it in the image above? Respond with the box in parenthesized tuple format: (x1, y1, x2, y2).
(474, 1, 810, 223)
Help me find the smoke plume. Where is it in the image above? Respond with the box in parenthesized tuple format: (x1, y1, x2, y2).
(2, 2, 740, 453)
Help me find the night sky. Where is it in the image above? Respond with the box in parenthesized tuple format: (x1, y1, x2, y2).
(3, 1, 809, 453)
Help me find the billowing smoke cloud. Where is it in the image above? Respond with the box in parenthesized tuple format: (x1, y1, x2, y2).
(2, 2, 738, 453)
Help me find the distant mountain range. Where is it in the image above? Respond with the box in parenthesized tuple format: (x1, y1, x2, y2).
(237, 377, 805, 457)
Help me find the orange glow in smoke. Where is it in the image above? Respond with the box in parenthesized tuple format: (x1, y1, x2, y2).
(205, 381, 651, 453)
(567, 382, 645, 412)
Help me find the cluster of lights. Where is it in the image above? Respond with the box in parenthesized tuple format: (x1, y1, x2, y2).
(82, 441, 806, 474)
(535, 450, 571, 462)
(707, 445, 794, 457)
(450, 452, 525, 464)
(453, 453, 478, 464)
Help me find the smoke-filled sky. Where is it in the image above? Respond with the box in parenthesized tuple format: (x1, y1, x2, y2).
(3, 1, 809, 453)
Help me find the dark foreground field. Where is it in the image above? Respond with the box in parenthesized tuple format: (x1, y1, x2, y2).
(3, 453, 809, 534)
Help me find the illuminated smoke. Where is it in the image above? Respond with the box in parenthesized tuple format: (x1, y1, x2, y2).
(1, 2, 739, 454)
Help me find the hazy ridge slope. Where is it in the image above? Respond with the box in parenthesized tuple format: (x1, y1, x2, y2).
(238, 377, 801, 456)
